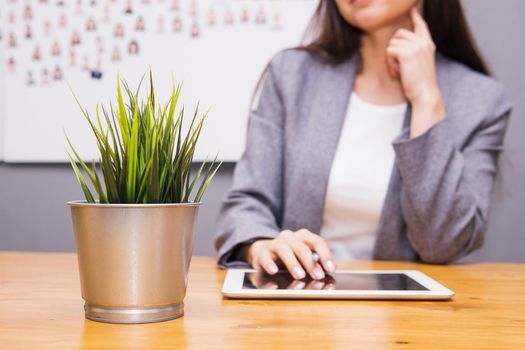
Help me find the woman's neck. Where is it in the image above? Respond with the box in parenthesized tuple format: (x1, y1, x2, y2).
(354, 18, 412, 105)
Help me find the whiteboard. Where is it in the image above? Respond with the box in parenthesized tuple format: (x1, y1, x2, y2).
(0, 0, 318, 162)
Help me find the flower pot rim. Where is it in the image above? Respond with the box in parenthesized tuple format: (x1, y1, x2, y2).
(67, 200, 202, 208)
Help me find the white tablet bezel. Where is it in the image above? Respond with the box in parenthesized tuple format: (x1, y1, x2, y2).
(222, 269, 455, 300)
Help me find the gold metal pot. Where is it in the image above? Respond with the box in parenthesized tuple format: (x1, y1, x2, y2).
(68, 201, 200, 324)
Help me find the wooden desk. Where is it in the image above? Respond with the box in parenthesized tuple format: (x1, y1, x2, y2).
(1, 252, 524, 349)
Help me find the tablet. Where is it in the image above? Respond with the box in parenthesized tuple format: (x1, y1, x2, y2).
(222, 269, 455, 300)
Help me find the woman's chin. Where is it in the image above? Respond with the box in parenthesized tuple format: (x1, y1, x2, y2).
(338, 0, 417, 31)
(350, 0, 373, 8)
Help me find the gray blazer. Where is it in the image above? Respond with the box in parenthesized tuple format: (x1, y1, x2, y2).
(214, 48, 512, 267)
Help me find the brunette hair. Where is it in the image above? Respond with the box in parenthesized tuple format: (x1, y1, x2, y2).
(301, 0, 490, 75)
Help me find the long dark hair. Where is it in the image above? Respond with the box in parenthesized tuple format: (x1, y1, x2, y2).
(301, 0, 490, 75)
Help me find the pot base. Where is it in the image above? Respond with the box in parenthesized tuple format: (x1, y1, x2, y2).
(84, 303, 184, 324)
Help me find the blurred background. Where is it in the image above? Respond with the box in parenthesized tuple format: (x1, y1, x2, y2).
(0, 0, 524, 262)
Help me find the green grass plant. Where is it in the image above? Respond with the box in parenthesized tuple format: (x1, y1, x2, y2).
(65, 72, 221, 204)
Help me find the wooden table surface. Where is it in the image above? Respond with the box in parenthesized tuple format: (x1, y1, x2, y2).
(1, 252, 524, 349)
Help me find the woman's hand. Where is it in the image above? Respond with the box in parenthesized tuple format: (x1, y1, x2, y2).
(386, 7, 446, 138)
(246, 229, 336, 280)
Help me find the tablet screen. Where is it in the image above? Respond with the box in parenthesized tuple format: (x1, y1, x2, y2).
(242, 272, 428, 291)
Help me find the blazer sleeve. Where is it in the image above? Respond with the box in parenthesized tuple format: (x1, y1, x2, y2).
(392, 83, 512, 264)
(214, 52, 286, 268)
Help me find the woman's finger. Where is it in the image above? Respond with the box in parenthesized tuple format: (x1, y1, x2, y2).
(410, 6, 431, 39)
(290, 241, 325, 280)
(272, 244, 306, 280)
(393, 28, 418, 41)
(386, 46, 401, 76)
(388, 37, 416, 47)
(255, 250, 279, 275)
(301, 232, 336, 274)
(386, 44, 410, 61)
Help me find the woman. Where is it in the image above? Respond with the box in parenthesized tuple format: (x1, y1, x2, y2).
(215, 0, 512, 280)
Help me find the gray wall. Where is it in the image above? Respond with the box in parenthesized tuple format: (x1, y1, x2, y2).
(0, 162, 234, 257)
(1, 0, 524, 262)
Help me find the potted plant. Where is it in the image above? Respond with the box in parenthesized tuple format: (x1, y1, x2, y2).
(65, 72, 221, 324)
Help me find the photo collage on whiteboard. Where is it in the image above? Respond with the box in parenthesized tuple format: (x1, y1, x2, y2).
(0, 0, 300, 86)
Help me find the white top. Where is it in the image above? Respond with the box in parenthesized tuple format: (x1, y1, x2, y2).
(320, 93, 407, 261)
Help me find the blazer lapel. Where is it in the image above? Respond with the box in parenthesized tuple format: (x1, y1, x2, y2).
(285, 54, 359, 233)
